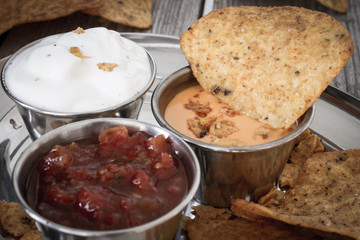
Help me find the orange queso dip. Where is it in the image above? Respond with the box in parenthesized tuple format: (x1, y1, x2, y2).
(164, 85, 299, 146)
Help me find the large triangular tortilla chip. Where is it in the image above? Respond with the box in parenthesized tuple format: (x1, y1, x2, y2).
(83, 0, 152, 29)
(231, 149, 360, 240)
(180, 6, 353, 129)
(0, 0, 103, 35)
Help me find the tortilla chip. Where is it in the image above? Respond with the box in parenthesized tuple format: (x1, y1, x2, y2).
(83, 0, 152, 29)
(182, 205, 317, 240)
(279, 132, 325, 188)
(296, 128, 312, 143)
(289, 134, 325, 165)
(180, 6, 353, 129)
(0, 0, 103, 35)
(0, 201, 37, 238)
(20, 230, 42, 240)
(316, 0, 347, 13)
(232, 149, 360, 240)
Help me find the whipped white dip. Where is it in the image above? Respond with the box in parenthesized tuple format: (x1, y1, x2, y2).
(4, 27, 152, 113)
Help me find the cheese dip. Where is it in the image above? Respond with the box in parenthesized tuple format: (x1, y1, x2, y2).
(165, 85, 299, 146)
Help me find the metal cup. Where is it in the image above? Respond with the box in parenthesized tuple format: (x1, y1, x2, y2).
(1, 34, 156, 140)
(151, 66, 315, 207)
(12, 118, 200, 240)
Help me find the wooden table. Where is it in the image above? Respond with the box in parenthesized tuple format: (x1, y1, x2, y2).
(0, 0, 359, 99)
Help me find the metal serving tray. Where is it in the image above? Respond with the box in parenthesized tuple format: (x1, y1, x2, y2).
(1, 33, 360, 240)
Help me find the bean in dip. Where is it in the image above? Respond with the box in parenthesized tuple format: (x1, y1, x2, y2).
(4, 27, 151, 113)
(26, 126, 188, 230)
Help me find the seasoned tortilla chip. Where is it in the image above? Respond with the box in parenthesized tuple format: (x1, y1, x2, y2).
(279, 132, 325, 188)
(0, 0, 103, 35)
(232, 149, 360, 240)
(180, 6, 353, 129)
(20, 230, 42, 240)
(182, 205, 316, 240)
(83, 0, 152, 29)
(316, 0, 347, 13)
(0, 201, 37, 238)
(289, 134, 325, 165)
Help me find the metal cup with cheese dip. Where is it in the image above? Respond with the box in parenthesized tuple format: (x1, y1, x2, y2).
(1, 27, 156, 139)
(151, 66, 315, 208)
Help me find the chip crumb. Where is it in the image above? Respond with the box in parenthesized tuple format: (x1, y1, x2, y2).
(220, 107, 236, 117)
(184, 99, 212, 117)
(255, 127, 271, 139)
(72, 27, 85, 34)
(97, 62, 119, 72)
(209, 120, 238, 138)
(187, 118, 209, 138)
(70, 47, 90, 58)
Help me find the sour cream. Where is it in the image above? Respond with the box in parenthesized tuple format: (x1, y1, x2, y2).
(4, 27, 152, 113)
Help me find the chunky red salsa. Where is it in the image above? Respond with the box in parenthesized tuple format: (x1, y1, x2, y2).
(28, 126, 188, 230)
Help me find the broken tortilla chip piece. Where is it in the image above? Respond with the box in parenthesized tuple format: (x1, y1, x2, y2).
(0, 201, 37, 238)
(316, 0, 348, 13)
(0, 0, 103, 35)
(19, 230, 42, 240)
(182, 205, 318, 240)
(279, 131, 325, 188)
(231, 149, 360, 240)
(180, 6, 353, 129)
(83, 0, 152, 29)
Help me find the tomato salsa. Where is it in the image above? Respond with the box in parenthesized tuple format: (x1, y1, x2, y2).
(27, 126, 189, 230)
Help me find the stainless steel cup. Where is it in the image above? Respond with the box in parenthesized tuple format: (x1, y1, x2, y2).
(151, 66, 315, 207)
(12, 118, 200, 240)
(1, 35, 156, 140)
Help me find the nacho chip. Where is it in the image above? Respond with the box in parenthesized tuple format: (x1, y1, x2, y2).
(20, 230, 42, 240)
(289, 134, 325, 165)
(316, 0, 347, 13)
(0, 201, 37, 238)
(259, 130, 325, 204)
(183, 205, 316, 240)
(180, 6, 353, 129)
(0, 0, 103, 35)
(232, 149, 360, 240)
(83, 0, 152, 29)
(279, 132, 325, 188)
